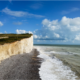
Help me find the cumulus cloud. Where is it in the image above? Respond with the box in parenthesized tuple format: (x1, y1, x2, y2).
(34, 19, 62, 40)
(13, 22, 22, 25)
(42, 19, 59, 30)
(0, 21, 3, 26)
(34, 16, 80, 43)
(16, 29, 32, 34)
(2, 8, 44, 18)
(61, 16, 80, 31)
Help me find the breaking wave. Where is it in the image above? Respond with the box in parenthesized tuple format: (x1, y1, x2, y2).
(35, 46, 80, 80)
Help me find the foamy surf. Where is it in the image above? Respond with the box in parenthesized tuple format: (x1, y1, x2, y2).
(34, 46, 80, 80)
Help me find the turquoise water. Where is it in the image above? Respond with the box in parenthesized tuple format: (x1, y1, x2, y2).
(34, 45, 80, 78)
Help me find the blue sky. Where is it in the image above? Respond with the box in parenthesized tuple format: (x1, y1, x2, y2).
(0, 1, 80, 44)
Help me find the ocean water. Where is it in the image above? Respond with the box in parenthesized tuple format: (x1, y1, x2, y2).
(34, 45, 80, 80)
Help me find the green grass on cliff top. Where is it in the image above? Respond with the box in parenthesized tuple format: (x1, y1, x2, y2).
(0, 33, 32, 45)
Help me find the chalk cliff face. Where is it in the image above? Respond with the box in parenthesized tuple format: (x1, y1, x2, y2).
(0, 36, 33, 62)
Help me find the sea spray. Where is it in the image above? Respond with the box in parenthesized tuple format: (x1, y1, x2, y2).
(35, 46, 80, 80)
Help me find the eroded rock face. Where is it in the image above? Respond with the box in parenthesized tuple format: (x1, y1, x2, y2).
(0, 36, 33, 62)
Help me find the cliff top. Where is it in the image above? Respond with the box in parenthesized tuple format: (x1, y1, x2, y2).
(0, 33, 33, 45)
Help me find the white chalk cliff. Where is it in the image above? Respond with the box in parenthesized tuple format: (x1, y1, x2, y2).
(0, 35, 33, 62)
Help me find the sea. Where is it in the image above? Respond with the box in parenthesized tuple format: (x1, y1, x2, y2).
(34, 44, 80, 80)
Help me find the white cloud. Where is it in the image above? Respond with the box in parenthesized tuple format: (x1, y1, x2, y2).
(34, 35, 38, 39)
(34, 16, 80, 42)
(33, 34, 49, 39)
(0, 21, 3, 26)
(42, 19, 59, 31)
(2, 8, 26, 17)
(61, 7, 79, 14)
(2, 8, 44, 18)
(16, 29, 26, 34)
(75, 34, 80, 40)
(61, 16, 80, 31)
(16, 29, 32, 34)
(54, 33, 60, 38)
(13, 22, 22, 25)
(34, 18, 61, 40)
(34, 35, 43, 39)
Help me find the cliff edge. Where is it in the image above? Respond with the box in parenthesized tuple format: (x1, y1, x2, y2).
(0, 35, 33, 62)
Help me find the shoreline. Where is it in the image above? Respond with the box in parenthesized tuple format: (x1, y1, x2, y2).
(55, 55, 80, 79)
(34, 46, 80, 80)
(0, 49, 42, 80)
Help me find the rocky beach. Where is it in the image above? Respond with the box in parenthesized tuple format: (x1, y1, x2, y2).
(0, 49, 42, 80)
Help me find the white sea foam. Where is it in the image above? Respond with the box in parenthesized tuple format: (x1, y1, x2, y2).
(34, 46, 80, 80)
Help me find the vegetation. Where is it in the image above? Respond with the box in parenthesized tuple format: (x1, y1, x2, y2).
(0, 33, 33, 45)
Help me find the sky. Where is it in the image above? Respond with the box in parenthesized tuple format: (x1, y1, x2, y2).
(0, 0, 80, 44)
